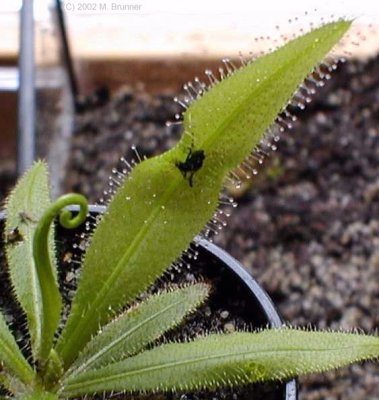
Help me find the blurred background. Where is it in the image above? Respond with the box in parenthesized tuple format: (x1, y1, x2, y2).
(1, 0, 379, 399)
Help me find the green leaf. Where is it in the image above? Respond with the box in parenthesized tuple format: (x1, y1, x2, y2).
(0, 372, 31, 397)
(16, 391, 58, 400)
(4, 161, 59, 362)
(66, 283, 209, 376)
(0, 311, 34, 386)
(181, 21, 352, 173)
(61, 328, 379, 397)
(31, 193, 87, 368)
(56, 21, 351, 368)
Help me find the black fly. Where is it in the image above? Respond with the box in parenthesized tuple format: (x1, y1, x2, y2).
(6, 227, 24, 245)
(175, 147, 205, 187)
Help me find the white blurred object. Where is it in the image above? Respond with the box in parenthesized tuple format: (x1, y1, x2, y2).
(62, 0, 379, 58)
(1, 0, 379, 58)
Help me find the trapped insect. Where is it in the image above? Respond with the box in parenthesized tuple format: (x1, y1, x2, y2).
(6, 227, 24, 245)
(175, 147, 205, 187)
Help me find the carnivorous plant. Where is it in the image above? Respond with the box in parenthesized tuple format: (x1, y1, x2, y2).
(1, 19, 379, 400)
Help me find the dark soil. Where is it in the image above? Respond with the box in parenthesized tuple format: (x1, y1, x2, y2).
(63, 54, 379, 400)
(0, 161, 16, 207)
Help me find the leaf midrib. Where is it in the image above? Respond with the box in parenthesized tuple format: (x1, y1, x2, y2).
(65, 343, 374, 391)
(25, 168, 43, 354)
(199, 40, 316, 153)
(62, 177, 182, 359)
(69, 297, 186, 375)
(9, 167, 43, 355)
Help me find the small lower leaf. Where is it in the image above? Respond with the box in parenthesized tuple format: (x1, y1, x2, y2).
(66, 283, 209, 375)
(0, 312, 34, 385)
(4, 161, 56, 361)
(16, 391, 58, 400)
(0, 371, 28, 395)
(62, 328, 379, 397)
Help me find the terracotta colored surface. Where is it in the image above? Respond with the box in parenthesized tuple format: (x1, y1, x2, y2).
(0, 91, 17, 161)
(76, 57, 222, 95)
(0, 56, 17, 163)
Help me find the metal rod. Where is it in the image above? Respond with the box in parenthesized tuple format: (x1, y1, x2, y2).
(17, 0, 36, 176)
(55, 0, 79, 102)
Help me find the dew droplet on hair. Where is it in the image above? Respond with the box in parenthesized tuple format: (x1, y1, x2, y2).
(204, 69, 219, 86)
(193, 76, 207, 94)
(165, 120, 182, 127)
(238, 51, 247, 66)
(218, 67, 225, 80)
(131, 145, 143, 163)
(173, 96, 188, 110)
(183, 85, 195, 103)
(120, 157, 134, 173)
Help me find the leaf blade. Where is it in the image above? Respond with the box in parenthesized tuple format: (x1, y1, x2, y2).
(0, 311, 34, 385)
(56, 21, 351, 367)
(62, 329, 379, 397)
(67, 283, 209, 375)
(183, 20, 352, 171)
(4, 161, 59, 361)
(16, 391, 58, 400)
